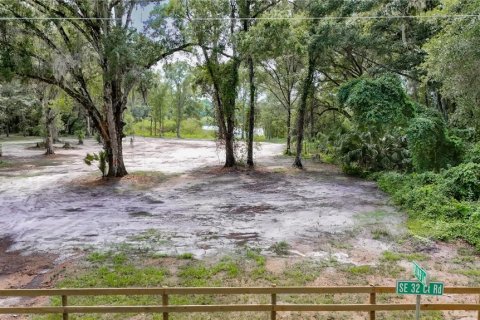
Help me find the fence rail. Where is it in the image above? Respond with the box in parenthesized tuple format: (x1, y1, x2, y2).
(1, 286, 479, 319)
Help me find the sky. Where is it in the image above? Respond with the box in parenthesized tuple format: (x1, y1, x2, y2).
(131, 3, 154, 31)
(131, 3, 197, 71)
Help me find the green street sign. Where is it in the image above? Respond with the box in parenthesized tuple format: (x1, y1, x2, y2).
(396, 280, 444, 296)
(413, 261, 429, 286)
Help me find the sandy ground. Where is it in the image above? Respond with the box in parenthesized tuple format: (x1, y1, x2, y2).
(0, 137, 400, 258)
(0, 137, 479, 319)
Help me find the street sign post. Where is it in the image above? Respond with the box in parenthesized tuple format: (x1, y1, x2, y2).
(394, 262, 443, 320)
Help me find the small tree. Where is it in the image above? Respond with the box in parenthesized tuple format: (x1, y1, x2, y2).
(84, 151, 108, 178)
(76, 130, 85, 145)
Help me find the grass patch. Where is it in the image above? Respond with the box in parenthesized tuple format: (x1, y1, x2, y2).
(452, 269, 480, 277)
(269, 241, 290, 256)
(178, 258, 241, 287)
(178, 253, 194, 260)
(281, 261, 323, 285)
(372, 227, 391, 240)
(128, 229, 171, 245)
(346, 265, 373, 275)
(381, 251, 429, 263)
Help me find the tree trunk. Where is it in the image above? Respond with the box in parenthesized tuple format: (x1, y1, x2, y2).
(309, 91, 315, 139)
(86, 116, 92, 137)
(225, 117, 235, 167)
(286, 106, 292, 155)
(52, 126, 60, 143)
(293, 56, 315, 169)
(201, 46, 235, 167)
(159, 106, 163, 137)
(103, 81, 128, 178)
(223, 62, 238, 168)
(241, 98, 245, 140)
(176, 112, 181, 138)
(45, 107, 55, 155)
(213, 96, 224, 139)
(247, 55, 255, 167)
(223, 61, 239, 168)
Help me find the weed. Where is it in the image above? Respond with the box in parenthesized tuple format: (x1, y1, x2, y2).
(372, 228, 391, 240)
(346, 265, 373, 275)
(86, 251, 109, 263)
(281, 261, 323, 285)
(270, 241, 290, 256)
(381, 251, 429, 263)
(453, 269, 480, 277)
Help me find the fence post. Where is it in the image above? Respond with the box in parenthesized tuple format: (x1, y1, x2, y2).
(477, 294, 480, 320)
(162, 286, 169, 320)
(61, 295, 68, 320)
(271, 284, 277, 320)
(369, 286, 376, 320)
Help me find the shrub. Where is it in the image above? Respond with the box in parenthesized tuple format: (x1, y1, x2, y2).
(334, 74, 416, 174)
(377, 168, 480, 249)
(465, 143, 480, 164)
(441, 162, 480, 201)
(180, 118, 202, 135)
(162, 119, 177, 133)
(84, 151, 108, 177)
(75, 130, 85, 145)
(407, 110, 463, 172)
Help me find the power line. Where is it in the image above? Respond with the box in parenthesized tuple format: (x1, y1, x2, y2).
(0, 14, 479, 21)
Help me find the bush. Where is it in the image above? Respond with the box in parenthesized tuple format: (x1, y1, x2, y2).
(333, 74, 415, 174)
(180, 118, 202, 135)
(465, 143, 480, 164)
(335, 131, 410, 175)
(377, 168, 480, 249)
(441, 162, 480, 201)
(407, 109, 463, 172)
(75, 130, 85, 145)
(84, 151, 108, 177)
(162, 119, 177, 133)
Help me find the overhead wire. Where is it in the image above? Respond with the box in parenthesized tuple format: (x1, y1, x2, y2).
(0, 14, 479, 21)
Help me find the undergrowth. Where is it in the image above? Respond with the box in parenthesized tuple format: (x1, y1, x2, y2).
(377, 164, 480, 250)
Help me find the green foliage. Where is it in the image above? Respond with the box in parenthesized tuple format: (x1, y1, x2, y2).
(178, 253, 194, 260)
(95, 133, 102, 144)
(75, 130, 85, 144)
(381, 251, 428, 263)
(331, 74, 417, 174)
(338, 74, 415, 133)
(441, 163, 480, 201)
(61, 250, 166, 288)
(465, 143, 480, 164)
(180, 118, 202, 135)
(346, 265, 373, 275)
(407, 109, 463, 172)
(336, 130, 410, 175)
(378, 169, 480, 249)
(269, 241, 290, 256)
(178, 258, 240, 287)
(422, 1, 480, 133)
(84, 151, 107, 177)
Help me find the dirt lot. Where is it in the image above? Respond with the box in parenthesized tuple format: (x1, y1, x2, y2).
(0, 137, 400, 258)
(0, 137, 479, 319)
